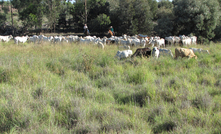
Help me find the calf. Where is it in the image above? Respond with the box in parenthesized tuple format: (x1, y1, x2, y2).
(175, 48, 197, 59)
(152, 47, 159, 59)
(131, 47, 152, 58)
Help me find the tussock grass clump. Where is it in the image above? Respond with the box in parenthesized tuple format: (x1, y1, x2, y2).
(119, 89, 151, 107)
(89, 106, 134, 133)
(214, 79, 221, 88)
(73, 120, 101, 134)
(32, 87, 44, 99)
(46, 60, 65, 76)
(0, 67, 10, 83)
(214, 54, 221, 63)
(153, 120, 177, 134)
(0, 104, 30, 133)
(184, 58, 198, 69)
(192, 92, 214, 110)
(160, 90, 177, 103)
(94, 90, 115, 103)
(127, 66, 155, 84)
(74, 84, 96, 98)
(145, 106, 165, 124)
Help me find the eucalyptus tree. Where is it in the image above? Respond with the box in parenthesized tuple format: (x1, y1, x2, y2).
(214, 0, 221, 40)
(154, 0, 174, 37)
(43, 0, 63, 32)
(71, 1, 87, 32)
(115, 0, 154, 35)
(147, 0, 158, 20)
(12, 0, 44, 34)
(173, 0, 220, 43)
(0, 1, 8, 27)
(154, 7, 174, 37)
(72, 0, 111, 33)
(88, 0, 111, 33)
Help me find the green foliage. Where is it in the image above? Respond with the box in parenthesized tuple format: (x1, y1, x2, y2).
(72, 0, 111, 33)
(173, 0, 220, 43)
(154, 7, 174, 37)
(43, 0, 63, 32)
(115, 0, 154, 35)
(158, 0, 174, 9)
(90, 13, 111, 32)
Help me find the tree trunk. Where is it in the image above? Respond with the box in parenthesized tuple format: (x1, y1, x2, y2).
(54, 23, 55, 33)
(10, 0, 14, 36)
(85, 0, 87, 24)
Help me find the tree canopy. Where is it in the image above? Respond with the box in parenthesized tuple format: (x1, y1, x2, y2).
(173, 0, 220, 43)
(0, 0, 217, 41)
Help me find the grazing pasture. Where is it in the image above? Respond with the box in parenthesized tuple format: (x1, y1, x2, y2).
(0, 40, 220, 133)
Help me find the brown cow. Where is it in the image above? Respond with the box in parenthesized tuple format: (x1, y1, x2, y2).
(175, 47, 197, 59)
(131, 47, 152, 58)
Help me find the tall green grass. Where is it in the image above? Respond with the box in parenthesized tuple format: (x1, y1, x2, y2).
(0, 41, 220, 133)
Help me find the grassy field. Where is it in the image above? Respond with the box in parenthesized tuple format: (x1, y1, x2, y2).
(0, 41, 220, 133)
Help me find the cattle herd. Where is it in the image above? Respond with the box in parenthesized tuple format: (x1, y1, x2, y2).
(0, 34, 210, 60)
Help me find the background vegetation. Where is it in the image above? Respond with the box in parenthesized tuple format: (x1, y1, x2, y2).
(0, 41, 220, 133)
(0, 0, 220, 43)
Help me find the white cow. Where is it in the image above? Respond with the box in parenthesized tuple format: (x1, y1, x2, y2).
(159, 48, 174, 58)
(14, 35, 29, 45)
(165, 36, 174, 46)
(115, 50, 133, 59)
(189, 48, 210, 54)
(149, 38, 165, 48)
(190, 36, 197, 45)
(152, 47, 159, 59)
(43, 36, 54, 43)
(0, 35, 13, 42)
(182, 38, 192, 46)
(174, 36, 181, 44)
(28, 35, 39, 44)
(53, 36, 68, 43)
(140, 38, 147, 47)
